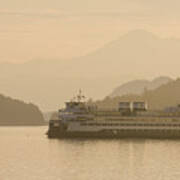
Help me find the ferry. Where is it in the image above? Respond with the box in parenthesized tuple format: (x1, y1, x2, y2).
(47, 91, 180, 139)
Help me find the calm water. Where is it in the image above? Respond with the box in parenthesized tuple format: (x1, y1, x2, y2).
(1, 127, 180, 180)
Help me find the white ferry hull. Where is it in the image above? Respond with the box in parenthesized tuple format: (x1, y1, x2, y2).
(48, 129, 180, 139)
(47, 120, 180, 139)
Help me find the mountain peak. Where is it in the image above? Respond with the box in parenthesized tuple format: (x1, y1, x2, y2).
(124, 29, 158, 38)
(119, 30, 158, 42)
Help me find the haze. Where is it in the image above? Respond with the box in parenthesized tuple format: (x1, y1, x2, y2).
(1, 0, 180, 62)
(1, 0, 180, 111)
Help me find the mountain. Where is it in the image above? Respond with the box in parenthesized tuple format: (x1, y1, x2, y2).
(0, 94, 45, 126)
(1, 30, 180, 111)
(110, 76, 173, 97)
(95, 78, 180, 110)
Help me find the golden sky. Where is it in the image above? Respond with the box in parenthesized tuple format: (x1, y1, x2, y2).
(1, 0, 180, 63)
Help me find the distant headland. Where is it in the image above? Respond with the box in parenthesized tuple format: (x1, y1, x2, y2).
(0, 94, 45, 126)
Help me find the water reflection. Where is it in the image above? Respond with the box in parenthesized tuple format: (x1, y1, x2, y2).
(1, 127, 180, 180)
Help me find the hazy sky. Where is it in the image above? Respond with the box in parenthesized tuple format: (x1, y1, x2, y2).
(1, 0, 180, 63)
(1, 0, 180, 110)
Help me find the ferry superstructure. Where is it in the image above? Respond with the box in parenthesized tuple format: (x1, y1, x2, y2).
(47, 91, 180, 139)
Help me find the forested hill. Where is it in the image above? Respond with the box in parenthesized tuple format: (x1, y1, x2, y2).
(95, 78, 180, 110)
(110, 76, 172, 97)
(0, 94, 45, 126)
